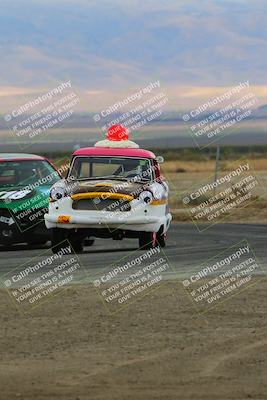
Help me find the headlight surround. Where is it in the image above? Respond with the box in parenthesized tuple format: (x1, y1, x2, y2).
(50, 186, 67, 201)
(139, 190, 153, 204)
(150, 182, 165, 200)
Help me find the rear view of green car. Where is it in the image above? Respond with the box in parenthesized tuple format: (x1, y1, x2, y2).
(0, 153, 61, 247)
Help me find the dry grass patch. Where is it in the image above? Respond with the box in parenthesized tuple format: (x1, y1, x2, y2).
(162, 157, 267, 173)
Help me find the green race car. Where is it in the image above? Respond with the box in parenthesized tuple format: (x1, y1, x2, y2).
(0, 153, 61, 247)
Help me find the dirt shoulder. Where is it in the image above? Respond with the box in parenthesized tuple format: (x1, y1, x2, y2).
(0, 279, 266, 400)
(171, 204, 267, 224)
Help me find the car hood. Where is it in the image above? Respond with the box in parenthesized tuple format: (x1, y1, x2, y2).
(0, 186, 50, 211)
(67, 179, 149, 198)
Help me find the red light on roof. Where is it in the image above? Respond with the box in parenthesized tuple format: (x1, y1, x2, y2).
(107, 125, 129, 141)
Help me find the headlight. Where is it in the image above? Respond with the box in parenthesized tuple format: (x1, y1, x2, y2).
(50, 186, 67, 201)
(139, 191, 153, 204)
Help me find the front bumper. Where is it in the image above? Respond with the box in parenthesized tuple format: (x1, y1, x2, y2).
(45, 196, 172, 233)
(0, 219, 49, 245)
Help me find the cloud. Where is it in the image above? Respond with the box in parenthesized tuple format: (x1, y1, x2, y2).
(0, 0, 266, 112)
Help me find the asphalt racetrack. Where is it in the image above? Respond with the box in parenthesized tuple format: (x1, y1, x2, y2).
(1, 223, 267, 400)
(0, 222, 266, 287)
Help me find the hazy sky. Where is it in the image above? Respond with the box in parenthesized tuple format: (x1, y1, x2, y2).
(0, 0, 267, 112)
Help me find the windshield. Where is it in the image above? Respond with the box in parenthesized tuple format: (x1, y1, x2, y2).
(0, 160, 61, 188)
(69, 157, 154, 182)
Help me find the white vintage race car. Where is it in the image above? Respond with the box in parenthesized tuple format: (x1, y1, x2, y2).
(45, 125, 172, 253)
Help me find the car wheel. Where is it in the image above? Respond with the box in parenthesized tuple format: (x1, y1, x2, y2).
(84, 238, 95, 247)
(68, 236, 84, 253)
(138, 232, 157, 249)
(51, 228, 69, 254)
(156, 231, 167, 247)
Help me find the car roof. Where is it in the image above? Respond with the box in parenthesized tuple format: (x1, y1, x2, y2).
(0, 153, 45, 161)
(73, 147, 156, 159)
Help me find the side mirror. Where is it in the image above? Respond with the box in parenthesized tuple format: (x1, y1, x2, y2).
(156, 155, 164, 164)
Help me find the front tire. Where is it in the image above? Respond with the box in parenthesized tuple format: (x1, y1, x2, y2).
(138, 232, 157, 249)
(84, 238, 95, 247)
(156, 231, 167, 247)
(69, 236, 84, 253)
(51, 228, 68, 254)
(68, 230, 85, 253)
